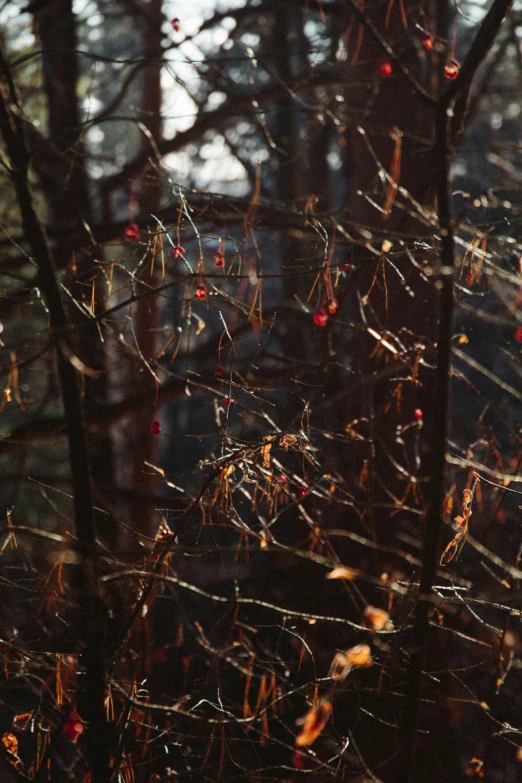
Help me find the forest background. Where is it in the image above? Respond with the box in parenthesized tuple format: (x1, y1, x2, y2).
(1, 0, 522, 782)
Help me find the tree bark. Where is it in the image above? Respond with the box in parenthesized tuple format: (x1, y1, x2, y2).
(0, 46, 111, 783)
(34, 0, 115, 526)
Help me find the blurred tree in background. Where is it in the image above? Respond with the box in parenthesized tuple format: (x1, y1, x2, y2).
(1, 1, 522, 781)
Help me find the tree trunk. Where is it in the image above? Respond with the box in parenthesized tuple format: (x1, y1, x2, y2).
(34, 0, 115, 522)
(128, 0, 164, 539)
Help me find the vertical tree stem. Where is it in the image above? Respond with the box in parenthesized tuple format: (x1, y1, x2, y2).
(0, 49, 111, 783)
(397, 4, 513, 779)
(396, 102, 455, 783)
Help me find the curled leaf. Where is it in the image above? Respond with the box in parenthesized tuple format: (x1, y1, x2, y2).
(326, 566, 359, 581)
(280, 434, 297, 450)
(347, 643, 373, 668)
(363, 606, 393, 632)
(440, 487, 473, 566)
(328, 644, 373, 680)
(329, 652, 352, 681)
(1, 732, 18, 756)
(440, 531, 463, 566)
(261, 436, 274, 468)
(295, 699, 332, 747)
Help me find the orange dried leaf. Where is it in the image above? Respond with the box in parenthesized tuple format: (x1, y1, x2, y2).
(295, 700, 332, 747)
(328, 644, 373, 681)
(1, 732, 19, 767)
(280, 434, 297, 450)
(346, 643, 373, 668)
(363, 605, 393, 632)
(326, 566, 359, 581)
(1, 733, 18, 755)
(261, 436, 274, 469)
(328, 652, 351, 681)
(454, 515, 465, 530)
(13, 712, 33, 731)
(470, 757, 485, 778)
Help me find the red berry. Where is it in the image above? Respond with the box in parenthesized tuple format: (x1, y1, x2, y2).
(223, 398, 232, 408)
(171, 17, 180, 32)
(279, 474, 287, 483)
(414, 409, 423, 421)
(63, 710, 84, 743)
(328, 299, 338, 315)
(444, 59, 460, 80)
(214, 365, 223, 378)
(421, 32, 434, 51)
(341, 263, 351, 270)
(292, 751, 306, 770)
(150, 420, 161, 435)
(376, 58, 392, 77)
(213, 252, 225, 267)
(124, 221, 141, 241)
(172, 245, 185, 258)
(299, 487, 308, 498)
(514, 327, 522, 343)
(194, 283, 207, 300)
(466, 271, 473, 284)
(313, 308, 328, 327)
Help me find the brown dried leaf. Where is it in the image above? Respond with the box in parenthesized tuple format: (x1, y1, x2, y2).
(462, 488, 473, 515)
(440, 532, 463, 566)
(261, 436, 274, 469)
(440, 488, 473, 566)
(280, 434, 297, 450)
(381, 130, 402, 221)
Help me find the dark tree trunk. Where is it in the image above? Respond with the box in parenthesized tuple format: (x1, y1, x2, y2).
(34, 0, 115, 526)
(128, 0, 164, 539)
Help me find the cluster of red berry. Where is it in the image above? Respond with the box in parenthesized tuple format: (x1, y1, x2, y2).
(374, 31, 460, 82)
